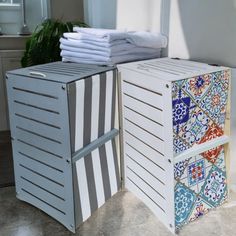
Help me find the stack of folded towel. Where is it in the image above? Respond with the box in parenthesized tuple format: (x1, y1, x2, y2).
(60, 27, 167, 65)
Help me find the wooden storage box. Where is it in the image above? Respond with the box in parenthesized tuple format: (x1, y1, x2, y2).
(118, 58, 230, 233)
(6, 62, 120, 232)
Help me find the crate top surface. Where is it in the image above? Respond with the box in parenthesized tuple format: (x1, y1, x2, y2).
(118, 57, 229, 82)
(7, 62, 116, 84)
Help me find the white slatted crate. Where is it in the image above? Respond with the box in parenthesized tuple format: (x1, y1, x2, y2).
(6, 62, 120, 233)
(118, 58, 230, 234)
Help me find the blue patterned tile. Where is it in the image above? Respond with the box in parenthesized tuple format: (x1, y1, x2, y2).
(200, 80, 228, 126)
(188, 159, 205, 186)
(174, 159, 189, 179)
(182, 74, 212, 103)
(175, 182, 197, 227)
(173, 134, 190, 156)
(199, 165, 227, 207)
(179, 107, 212, 146)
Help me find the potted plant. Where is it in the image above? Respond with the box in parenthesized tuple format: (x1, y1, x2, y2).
(21, 19, 88, 67)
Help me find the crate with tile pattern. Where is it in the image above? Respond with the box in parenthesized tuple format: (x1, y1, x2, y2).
(6, 62, 120, 233)
(118, 58, 230, 234)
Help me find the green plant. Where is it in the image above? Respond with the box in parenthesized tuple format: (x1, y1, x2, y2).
(21, 19, 88, 67)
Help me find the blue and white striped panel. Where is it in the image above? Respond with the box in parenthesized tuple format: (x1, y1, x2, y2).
(68, 70, 117, 153)
(74, 138, 120, 224)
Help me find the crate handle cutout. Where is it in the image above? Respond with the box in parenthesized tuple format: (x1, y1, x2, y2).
(29, 71, 46, 78)
(72, 129, 119, 163)
(174, 135, 230, 163)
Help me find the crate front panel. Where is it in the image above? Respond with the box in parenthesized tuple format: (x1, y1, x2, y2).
(172, 69, 230, 156)
(73, 138, 120, 226)
(174, 145, 227, 229)
(68, 70, 117, 154)
(6, 75, 75, 231)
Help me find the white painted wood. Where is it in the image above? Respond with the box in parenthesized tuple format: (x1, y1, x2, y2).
(174, 135, 230, 164)
(126, 155, 166, 197)
(123, 94, 163, 125)
(123, 106, 164, 140)
(122, 80, 164, 110)
(126, 178, 167, 227)
(75, 80, 85, 151)
(119, 68, 165, 94)
(91, 75, 100, 141)
(161, 80, 176, 230)
(91, 148, 105, 208)
(117, 58, 229, 82)
(119, 58, 230, 234)
(124, 128, 165, 168)
(104, 71, 113, 133)
(105, 140, 118, 195)
(124, 119, 164, 155)
(126, 167, 166, 208)
(75, 158, 91, 221)
(125, 144, 165, 188)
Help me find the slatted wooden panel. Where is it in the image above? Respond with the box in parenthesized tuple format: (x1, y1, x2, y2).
(120, 68, 175, 233)
(6, 74, 75, 232)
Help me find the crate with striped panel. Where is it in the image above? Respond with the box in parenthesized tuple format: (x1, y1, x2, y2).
(118, 58, 230, 234)
(6, 62, 120, 233)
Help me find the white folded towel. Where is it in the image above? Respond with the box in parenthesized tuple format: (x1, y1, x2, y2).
(60, 38, 136, 54)
(60, 37, 127, 48)
(61, 50, 161, 65)
(126, 31, 168, 49)
(60, 44, 160, 57)
(73, 27, 128, 42)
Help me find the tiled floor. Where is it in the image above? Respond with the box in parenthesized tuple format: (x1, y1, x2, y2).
(0, 186, 236, 236)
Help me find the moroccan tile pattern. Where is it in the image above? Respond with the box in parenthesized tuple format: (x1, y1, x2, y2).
(173, 70, 229, 230)
(174, 149, 227, 229)
(172, 70, 230, 156)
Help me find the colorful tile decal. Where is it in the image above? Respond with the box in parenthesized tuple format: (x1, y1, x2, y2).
(172, 70, 230, 155)
(174, 148, 227, 229)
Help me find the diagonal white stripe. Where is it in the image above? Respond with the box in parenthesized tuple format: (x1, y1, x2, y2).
(91, 75, 100, 142)
(104, 71, 113, 133)
(76, 158, 91, 221)
(105, 140, 118, 195)
(75, 79, 85, 151)
(91, 148, 105, 207)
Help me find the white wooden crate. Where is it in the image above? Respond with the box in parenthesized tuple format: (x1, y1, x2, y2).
(118, 58, 230, 233)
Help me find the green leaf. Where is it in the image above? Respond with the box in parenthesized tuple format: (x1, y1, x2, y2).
(21, 19, 88, 67)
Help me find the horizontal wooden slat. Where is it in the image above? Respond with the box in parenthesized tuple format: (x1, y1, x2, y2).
(18, 190, 67, 225)
(123, 94, 163, 125)
(18, 152, 64, 185)
(124, 107, 164, 140)
(20, 178, 66, 212)
(8, 74, 61, 97)
(124, 132, 165, 168)
(13, 102, 61, 127)
(11, 88, 61, 112)
(121, 69, 165, 94)
(14, 115, 63, 143)
(20, 165, 65, 199)
(16, 128, 63, 157)
(17, 141, 64, 170)
(126, 155, 166, 197)
(124, 119, 164, 155)
(123, 80, 163, 110)
(125, 143, 165, 181)
(126, 178, 167, 222)
(126, 167, 166, 208)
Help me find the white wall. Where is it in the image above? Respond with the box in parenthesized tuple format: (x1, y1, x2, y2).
(116, 0, 162, 32)
(83, 0, 116, 28)
(168, 0, 236, 67)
